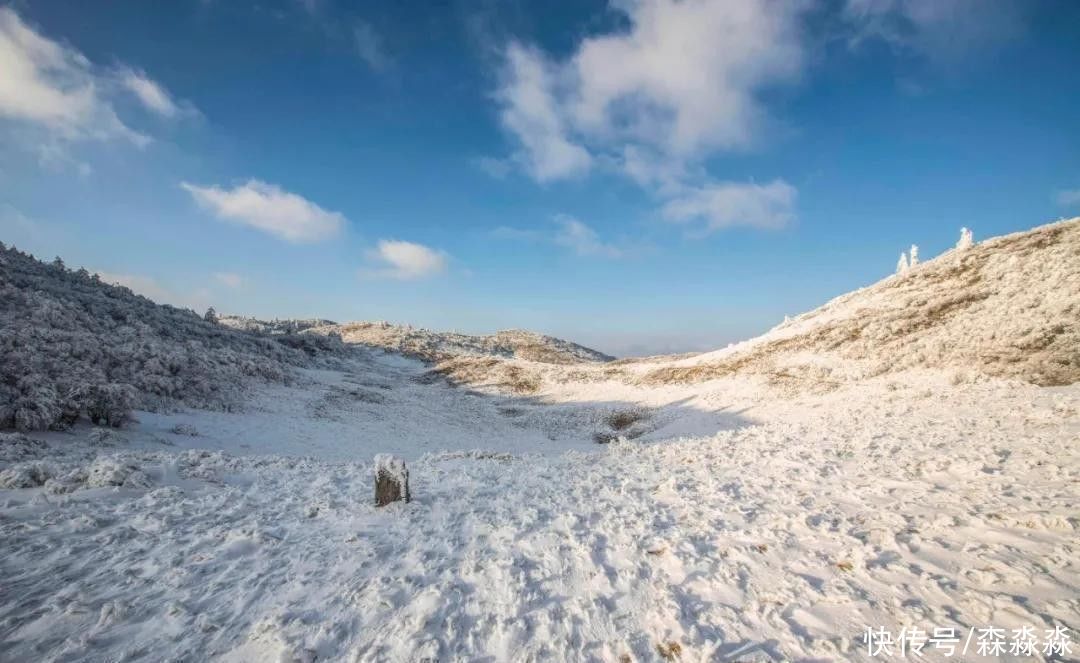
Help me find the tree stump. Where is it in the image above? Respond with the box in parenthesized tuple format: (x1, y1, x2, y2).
(374, 454, 410, 506)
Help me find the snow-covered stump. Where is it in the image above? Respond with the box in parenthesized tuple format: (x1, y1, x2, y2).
(374, 454, 410, 506)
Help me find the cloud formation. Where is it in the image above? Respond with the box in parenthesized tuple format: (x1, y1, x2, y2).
(496, 43, 592, 182)
(489, 0, 804, 233)
(353, 21, 391, 72)
(662, 180, 797, 232)
(553, 216, 623, 258)
(843, 0, 1023, 60)
(363, 240, 448, 280)
(119, 68, 188, 118)
(0, 8, 192, 150)
(489, 0, 1029, 234)
(494, 0, 804, 183)
(181, 179, 345, 243)
(493, 216, 626, 258)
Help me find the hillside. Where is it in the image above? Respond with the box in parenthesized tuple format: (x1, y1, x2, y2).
(640, 218, 1080, 387)
(221, 318, 614, 365)
(1, 221, 1077, 662)
(0, 245, 346, 432)
(217, 315, 337, 335)
(433, 219, 1080, 394)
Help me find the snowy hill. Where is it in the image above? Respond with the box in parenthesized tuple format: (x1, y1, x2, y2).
(0, 245, 346, 432)
(435, 219, 1080, 394)
(222, 317, 614, 365)
(639, 218, 1079, 387)
(0, 221, 1077, 661)
(217, 315, 337, 335)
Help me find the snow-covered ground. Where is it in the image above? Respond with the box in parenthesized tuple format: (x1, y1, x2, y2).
(2, 220, 1078, 661)
(2, 354, 1077, 661)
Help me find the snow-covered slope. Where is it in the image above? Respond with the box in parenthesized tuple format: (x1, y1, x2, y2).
(1, 219, 1077, 662)
(217, 315, 337, 335)
(641, 219, 1079, 386)
(246, 318, 614, 364)
(0, 246, 346, 432)
(1, 365, 1076, 662)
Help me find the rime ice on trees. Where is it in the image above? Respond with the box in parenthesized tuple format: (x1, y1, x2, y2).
(957, 227, 974, 251)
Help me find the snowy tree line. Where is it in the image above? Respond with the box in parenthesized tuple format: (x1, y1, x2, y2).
(0, 244, 346, 432)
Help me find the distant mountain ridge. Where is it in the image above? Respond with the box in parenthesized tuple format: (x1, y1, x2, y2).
(219, 316, 614, 365)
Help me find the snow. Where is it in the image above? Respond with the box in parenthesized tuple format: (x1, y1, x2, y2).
(621, 218, 1080, 387)
(2, 359, 1077, 661)
(298, 319, 614, 364)
(1, 219, 1078, 661)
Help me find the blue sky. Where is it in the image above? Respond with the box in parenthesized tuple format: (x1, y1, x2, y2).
(1, 0, 1078, 356)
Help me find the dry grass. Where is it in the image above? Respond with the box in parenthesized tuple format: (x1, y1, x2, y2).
(656, 642, 682, 660)
(635, 219, 1080, 388)
(432, 357, 543, 394)
(606, 409, 647, 431)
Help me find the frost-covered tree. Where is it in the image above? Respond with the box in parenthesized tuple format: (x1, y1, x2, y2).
(909, 244, 919, 267)
(204, 306, 218, 324)
(956, 227, 974, 250)
(896, 252, 909, 275)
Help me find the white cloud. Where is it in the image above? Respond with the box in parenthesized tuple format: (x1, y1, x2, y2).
(492, 216, 626, 258)
(490, 1, 804, 235)
(662, 179, 797, 232)
(181, 179, 345, 243)
(0, 7, 151, 146)
(494, 0, 805, 184)
(363, 240, 448, 280)
(119, 68, 186, 118)
(570, 0, 803, 156)
(553, 216, 623, 258)
(354, 21, 390, 72)
(474, 155, 513, 180)
(1057, 189, 1080, 208)
(213, 271, 245, 289)
(496, 43, 592, 182)
(843, 0, 1023, 60)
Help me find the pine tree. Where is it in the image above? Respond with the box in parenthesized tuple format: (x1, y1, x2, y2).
(909, 244, 919, 267)
(203, 307, 218, 324)
(896, 252, 909, 275)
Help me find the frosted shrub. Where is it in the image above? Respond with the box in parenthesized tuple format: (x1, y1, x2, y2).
(85, 383, 139, 427)
(13, 386, 61, 432)
(896, 252, 909, 275)
(0, 245, 347, 432)
(909, 244, 919, 267)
